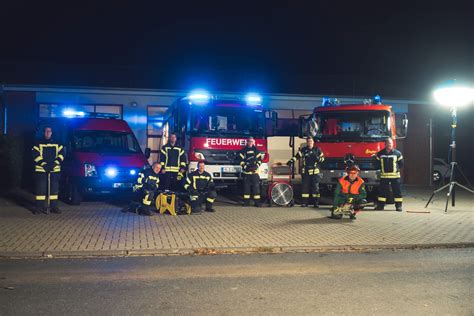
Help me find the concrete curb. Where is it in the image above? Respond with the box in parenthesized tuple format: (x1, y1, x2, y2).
(1, 242, 473, 259)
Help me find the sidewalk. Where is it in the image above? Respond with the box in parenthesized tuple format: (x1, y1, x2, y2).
(1, 188, 473, 258)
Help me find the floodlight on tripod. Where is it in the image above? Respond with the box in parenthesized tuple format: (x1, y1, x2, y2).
(425, 80, 474, 212)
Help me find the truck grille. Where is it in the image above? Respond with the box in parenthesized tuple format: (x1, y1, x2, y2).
(198, 149, 239, 164)
(321, 158, 377, 170)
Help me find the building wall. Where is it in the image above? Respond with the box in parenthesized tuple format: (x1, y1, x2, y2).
(5, 91, 37, 137)
(403, 104, 431, 185)
(35, 91, 177, 151)
(3, 86, 430, 186)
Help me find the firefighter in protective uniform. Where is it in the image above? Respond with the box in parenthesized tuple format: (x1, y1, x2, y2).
(287, 137, 324, 207)
(32, 126, 65, 214)
(374, 138, 404, 212)
(184, 160, 217, 215)
(159, 133, 187, 192)
(331, 164, 367, 220)
(134, 162, 162, 216)
(238, 137, 264, 207)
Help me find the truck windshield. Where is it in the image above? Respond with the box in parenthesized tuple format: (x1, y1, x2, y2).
(73, 131, 142, 153)
(311, 110, 391, 141)
(191, 107, 265, 136)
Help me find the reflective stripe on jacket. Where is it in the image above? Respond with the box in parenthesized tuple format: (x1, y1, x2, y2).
(238, 146, 264, 175)
(339, 176, 364, 195)
(289, 146, 324, 175)
(184, 170, 214, 192)
(375, 148, 403, 178)
(134, 168, 161, 191)
(32, 139, 65, 173)
(333, 176, 367, 206)
(159, 143, 187, 173)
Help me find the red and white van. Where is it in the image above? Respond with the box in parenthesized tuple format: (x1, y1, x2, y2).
(37, 113, 150, 204)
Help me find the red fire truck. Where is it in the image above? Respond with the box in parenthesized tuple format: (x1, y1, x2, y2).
(299, 96, 408, 193)
(161, 90, 277, 188)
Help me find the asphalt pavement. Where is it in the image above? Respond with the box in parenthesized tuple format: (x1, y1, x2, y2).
(1, 248, 473, 315)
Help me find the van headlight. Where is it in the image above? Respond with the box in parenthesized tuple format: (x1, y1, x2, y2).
(84, 163, 98, 177)
(105, 167, 118, 178)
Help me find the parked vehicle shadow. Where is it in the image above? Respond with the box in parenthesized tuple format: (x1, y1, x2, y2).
(3, 190, 37, 214)
(285, 215, 356, 226)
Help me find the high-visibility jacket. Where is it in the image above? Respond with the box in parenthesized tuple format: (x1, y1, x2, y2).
(184, 170, 214, 193)
(333, 176, 367, 206)
(375, 148, 404, 178)
(238, 145, 264, 175)
(159, 143, 187, 173)
(134, 168, 161, 191)
(32, 138, 65, 173)
(289, 146, 324, 175)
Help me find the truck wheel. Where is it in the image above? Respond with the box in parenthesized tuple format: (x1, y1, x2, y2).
(432, 171, 443, 185)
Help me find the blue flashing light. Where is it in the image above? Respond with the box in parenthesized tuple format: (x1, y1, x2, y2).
(188, 90, 211, 105)
(129, 169, 136, 176)
(105, 167, 118, 178)
(322, 97, 331, 107)
(373, 95, 382, 104)
(63, 108, 85, 118)
(245, 93, 262, 106)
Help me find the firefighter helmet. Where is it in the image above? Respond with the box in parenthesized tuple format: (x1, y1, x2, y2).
(346, 164, 360, 173)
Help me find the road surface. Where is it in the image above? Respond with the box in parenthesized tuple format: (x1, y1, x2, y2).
(1, 248, 473, 315)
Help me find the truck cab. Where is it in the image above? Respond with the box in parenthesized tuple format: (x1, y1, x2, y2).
(162, 91, 277, 188)
(299, 97, 407, 193)
(37, 113, 150, 205)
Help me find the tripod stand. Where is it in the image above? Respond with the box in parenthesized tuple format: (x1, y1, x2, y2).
(425, 108, 474, 212)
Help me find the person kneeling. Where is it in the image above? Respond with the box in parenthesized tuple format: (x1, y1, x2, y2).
(331, 165, 367, 220)
(134, 162, 162, 216)
(184, 160, 217, 215)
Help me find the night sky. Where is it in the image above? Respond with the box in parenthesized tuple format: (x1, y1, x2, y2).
(0, 1, 472, 99)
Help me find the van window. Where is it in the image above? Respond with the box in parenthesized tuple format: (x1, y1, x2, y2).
(73, 131, 141, 153)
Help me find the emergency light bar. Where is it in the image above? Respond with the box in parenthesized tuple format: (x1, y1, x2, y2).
(321, 97, 340, 107)
(63, 109, 85, 117)
(62, 109, 120, 119)
(322, 95, 384, 106)
(186, 90, 264, 107)
(187, 90, 211, 105)
(373, 95, 382, 104)
(245, 93, 262, 106)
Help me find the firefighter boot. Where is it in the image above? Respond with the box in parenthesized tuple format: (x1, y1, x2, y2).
(313, 198, 320, 208)
(139, 207, 153, 216)
(243, 200, 250, 207)
(33, 207, 42, 215)
(205, 203, 216, 212)
(375, 203, 385, 211)
(51, 207, 62, 214)
(395, 202, 403, 212)
(330, 213, 343, 220)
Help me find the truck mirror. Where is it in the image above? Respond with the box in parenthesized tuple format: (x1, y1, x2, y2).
(144, 148, 151, 159)
(396, 113, 408, 139)
(298, 114, 315, 138)
(298, 116, 305, 138)
(271, 111, 278, 128)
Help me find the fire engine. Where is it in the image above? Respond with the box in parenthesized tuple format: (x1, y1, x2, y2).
(299, 96, 408, 193)
(161, 90, 277, 188)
